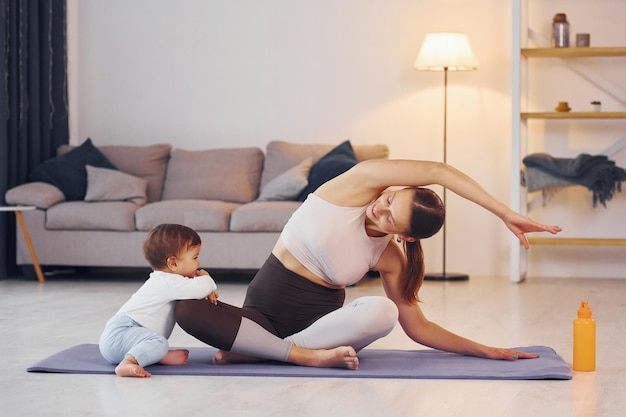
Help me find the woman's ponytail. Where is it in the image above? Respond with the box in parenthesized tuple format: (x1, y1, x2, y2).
(400, 187, 445, 303)
(401, 239, 425, 303)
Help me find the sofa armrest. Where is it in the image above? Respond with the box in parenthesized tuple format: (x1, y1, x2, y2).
(5, 182, 65, 209)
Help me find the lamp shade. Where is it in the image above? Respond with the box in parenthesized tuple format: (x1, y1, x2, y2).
(414, 33, 478, 71)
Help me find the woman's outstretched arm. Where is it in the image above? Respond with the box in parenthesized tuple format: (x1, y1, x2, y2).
(319, 159, 562, 244)
(376, 243, 537, 360)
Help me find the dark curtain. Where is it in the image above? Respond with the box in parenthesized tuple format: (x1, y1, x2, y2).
(0, 0, 68, 278)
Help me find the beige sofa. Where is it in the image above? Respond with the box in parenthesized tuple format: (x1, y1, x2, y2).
(5, 140, 388, 275)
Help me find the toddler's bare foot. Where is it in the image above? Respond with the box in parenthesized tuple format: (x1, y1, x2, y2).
(213, 350, 265, 365)
(159, 349, 190, 366)
(115, 355, 151, 378)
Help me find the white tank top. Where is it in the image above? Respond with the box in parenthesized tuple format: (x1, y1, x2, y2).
(281, 194, 392, 286)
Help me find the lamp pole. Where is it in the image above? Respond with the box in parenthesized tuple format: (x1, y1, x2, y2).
(442, 67, 448, 278)
(415, 32, 477, 281)
(424, 66, 469, 281)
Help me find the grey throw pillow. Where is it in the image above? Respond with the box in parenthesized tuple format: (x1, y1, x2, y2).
(84, 165, 148, 206)
(257, 157, 313, 201)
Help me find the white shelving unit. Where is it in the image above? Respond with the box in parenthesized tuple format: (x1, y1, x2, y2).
(510, 0, 626, 282)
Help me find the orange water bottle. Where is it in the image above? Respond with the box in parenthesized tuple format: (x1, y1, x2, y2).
(573, 301, 596, 371)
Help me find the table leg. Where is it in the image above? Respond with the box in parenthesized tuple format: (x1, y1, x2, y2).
(15, 211, 45, 284)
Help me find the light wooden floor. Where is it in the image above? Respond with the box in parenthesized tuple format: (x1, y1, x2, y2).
(1, 270, 624, 417)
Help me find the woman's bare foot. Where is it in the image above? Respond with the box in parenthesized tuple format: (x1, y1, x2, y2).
(115, 354, 151, 378)
(290, 345, 359, 370)
(159, 349, 189, 366)
(213, 350, 265, 365)
(214, 346, 359, 370)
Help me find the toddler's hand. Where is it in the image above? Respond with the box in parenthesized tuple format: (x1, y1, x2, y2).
(195, 269, 209, 277)
(206, 291, 219, 305)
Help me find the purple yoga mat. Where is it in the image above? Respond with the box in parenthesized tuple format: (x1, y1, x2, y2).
(27, 344, 571, 380)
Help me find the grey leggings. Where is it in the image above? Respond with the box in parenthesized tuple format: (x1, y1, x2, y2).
(174, 254, 399, 361)
(99, 315, 168, 367)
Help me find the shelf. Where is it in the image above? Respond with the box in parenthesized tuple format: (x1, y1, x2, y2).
(511, 2, 626, 282)
(521, 46, 626, 58)
(528, 237, 626, 247)
(521, 112, 626, 119)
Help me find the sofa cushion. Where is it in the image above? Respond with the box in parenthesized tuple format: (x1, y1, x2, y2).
(59, 143, 172, 203)
(230, 201, 301, 232)
(46, 201, 138, 231)
(260, 140, 389, 189)
(135, 200, 240, 232)
(5, 182, 65, 209)
(297, 140, 358, 201)
(256, 157, 312, 201)
(161, 148, 264, 203)
(84, 165, 148, 206)
(30, 138, 117, 201)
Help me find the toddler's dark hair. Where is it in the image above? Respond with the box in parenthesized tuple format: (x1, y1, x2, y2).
(143, 224, 201, 270)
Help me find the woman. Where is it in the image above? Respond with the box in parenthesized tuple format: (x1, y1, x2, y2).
(175, 159, 562, 369)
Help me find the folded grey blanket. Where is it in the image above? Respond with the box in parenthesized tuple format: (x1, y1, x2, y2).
(523, 153, 626, 207)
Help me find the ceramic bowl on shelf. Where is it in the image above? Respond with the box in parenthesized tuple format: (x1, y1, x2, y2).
(555, 101, 571, 112)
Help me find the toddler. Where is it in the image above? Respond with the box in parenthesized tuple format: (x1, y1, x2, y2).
(99, 223, 218, 377)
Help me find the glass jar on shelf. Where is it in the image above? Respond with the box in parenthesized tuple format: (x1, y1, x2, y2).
(552, 13, 570, 48)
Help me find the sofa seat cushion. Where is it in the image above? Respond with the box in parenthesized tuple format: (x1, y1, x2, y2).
(161, 147, 264, 203)
(46, 201, 138, 231)
(135, 200, 240, 232)
(230, 201, 301, 232)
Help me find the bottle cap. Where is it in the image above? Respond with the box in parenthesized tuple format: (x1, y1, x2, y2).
(553, 13, 567, 22)
(577, 301, 592, 318)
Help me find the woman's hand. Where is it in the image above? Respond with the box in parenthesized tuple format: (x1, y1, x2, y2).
(503, 210, 562, 249)
(482, 347, 539, 361)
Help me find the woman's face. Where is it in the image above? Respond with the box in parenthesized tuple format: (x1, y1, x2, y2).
(365, 188, 414, 238)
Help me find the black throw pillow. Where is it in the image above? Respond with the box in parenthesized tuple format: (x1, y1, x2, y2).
(29, 138, 117, 201)
(297, 140, 358, 201)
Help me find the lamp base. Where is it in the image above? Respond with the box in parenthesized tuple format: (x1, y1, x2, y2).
(424, 272, 469, 281)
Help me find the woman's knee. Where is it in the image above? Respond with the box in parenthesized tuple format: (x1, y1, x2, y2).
(373, 297, 399, 329)
(352, 296, 399, 330)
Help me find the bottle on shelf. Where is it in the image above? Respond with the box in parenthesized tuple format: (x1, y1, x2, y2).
(573, 301, 596, 372)
(552, 13, 570, 48)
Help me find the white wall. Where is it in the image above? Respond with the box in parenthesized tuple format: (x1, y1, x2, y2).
(67, 0, 626, 279)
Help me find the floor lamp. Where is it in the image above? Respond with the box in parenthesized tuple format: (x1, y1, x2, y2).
(414, 32, 478, 281)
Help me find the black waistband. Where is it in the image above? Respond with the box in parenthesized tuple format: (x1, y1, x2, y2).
(243, 254, 345, 337)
